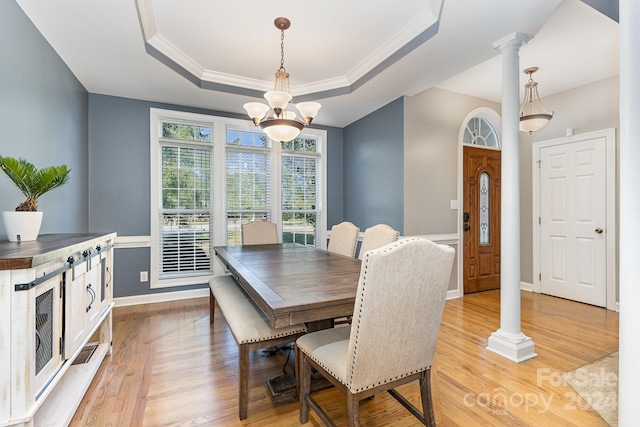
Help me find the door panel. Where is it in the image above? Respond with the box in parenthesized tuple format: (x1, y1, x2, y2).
(539, 137, 606, 306)
(463, 146, 501, 294)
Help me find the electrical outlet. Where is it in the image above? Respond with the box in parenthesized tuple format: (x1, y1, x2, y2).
(140, 271, 148, 282)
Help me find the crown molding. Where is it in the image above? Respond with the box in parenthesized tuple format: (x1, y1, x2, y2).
(135, 0, 442, 98)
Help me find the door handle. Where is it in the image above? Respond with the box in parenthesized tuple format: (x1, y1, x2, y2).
(595, 227, 603, 234)
(464, 224, 471, 231)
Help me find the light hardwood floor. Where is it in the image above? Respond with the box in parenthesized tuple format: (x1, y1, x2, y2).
(71, 290, 618, 426)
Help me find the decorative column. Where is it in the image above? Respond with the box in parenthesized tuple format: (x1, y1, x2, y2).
(618, 0, 639, 423)
(486, 32, 536, 362)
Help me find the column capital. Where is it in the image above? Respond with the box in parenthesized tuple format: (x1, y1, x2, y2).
(492, 32, 531, 52)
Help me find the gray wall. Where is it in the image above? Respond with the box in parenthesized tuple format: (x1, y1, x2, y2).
(0, 1, 89, 240)
(404, 87, 501, 236)
(404, 87, 501, 292)
(88, 94, 345, 297)
(343, 97, 404, 233)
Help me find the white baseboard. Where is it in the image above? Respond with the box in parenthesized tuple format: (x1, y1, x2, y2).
(446, 288, 461, 300)
(114, 288, 209, 307)
(520, 281, 534, 292)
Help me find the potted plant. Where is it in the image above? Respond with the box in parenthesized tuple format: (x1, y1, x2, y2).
(0, 155, 71, 242)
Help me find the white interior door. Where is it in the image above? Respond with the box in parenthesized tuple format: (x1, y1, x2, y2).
(539, 136, 607, 306)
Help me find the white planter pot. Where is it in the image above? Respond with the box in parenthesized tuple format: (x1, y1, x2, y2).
(2, 211, 44, 242)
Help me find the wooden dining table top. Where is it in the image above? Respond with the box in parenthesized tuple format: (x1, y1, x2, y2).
(213, 243, 362, 329)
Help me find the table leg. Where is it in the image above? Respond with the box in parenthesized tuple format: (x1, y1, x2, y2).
(265, 319, 335, 402)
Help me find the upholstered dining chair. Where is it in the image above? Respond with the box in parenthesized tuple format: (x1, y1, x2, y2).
(327, 221, 360, 257)
(296, 238, 455, 427)
(241, 221, 278, 245)
(357, 224, 400, 260)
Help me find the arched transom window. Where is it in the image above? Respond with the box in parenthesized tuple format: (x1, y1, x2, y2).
(463, 117, 500, 148)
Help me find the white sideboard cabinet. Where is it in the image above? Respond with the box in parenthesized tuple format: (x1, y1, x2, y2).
(0, 233, 116, 427)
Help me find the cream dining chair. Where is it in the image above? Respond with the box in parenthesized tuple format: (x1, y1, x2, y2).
(241, 221, 279, 245)
(296, 238, 455, 427)
(327, 221, 359, 257)
(357, 224, 400, 260)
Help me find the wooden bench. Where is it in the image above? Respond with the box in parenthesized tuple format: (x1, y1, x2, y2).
(209, 275, 306, 420)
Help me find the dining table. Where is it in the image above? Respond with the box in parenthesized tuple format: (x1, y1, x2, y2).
(213, 243, 363, 401)
(213, 243, 362, 330)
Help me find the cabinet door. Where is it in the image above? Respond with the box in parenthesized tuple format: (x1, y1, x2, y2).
(64, 261, 88, 358)
(99, 248, 114, 313)
(35, 276, 63, 394)
(84, 259, 101, 332)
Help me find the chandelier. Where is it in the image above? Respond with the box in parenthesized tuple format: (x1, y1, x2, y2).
(519, 67, 554, 134)
(244, 18, 321, 143)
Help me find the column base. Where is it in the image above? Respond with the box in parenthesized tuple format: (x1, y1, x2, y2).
(487, 329, 537, 363)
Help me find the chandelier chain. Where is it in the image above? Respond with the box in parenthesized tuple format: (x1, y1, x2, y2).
(279, 29, 286, 72)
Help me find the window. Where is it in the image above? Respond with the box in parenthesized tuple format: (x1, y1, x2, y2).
(463, 117, 500, 148)
(225, 129, 271, 245)
(281, 137, 321, 246)
(150, 109, 327, 288)
(155, 119, 213, 284)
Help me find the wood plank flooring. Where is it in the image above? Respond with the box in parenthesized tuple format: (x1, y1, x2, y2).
(71, 290, 618, 426)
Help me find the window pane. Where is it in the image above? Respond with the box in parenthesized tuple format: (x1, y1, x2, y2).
(162, 122, 211, 142)
(282, 137, 317, 153)
(479, 172, 490, 245)
(282, 156, 317, 210)
(162, 146, 178, 166)
(196, 126, 211, 141)
(178, 190, 196, 209)
(226, 129, 267, 147)
(463, 117, 500, 148)
(226, 150, 269, 210)
(162, 189, 178, 209)
(282, 212, 316, 245)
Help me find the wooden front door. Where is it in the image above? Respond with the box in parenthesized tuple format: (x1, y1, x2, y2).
(463, 146, 501, 294)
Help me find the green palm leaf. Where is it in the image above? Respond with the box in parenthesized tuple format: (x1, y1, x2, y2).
(0, 155, 71, 211)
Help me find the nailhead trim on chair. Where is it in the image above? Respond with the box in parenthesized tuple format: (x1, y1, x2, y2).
(348, 238, 424, 393)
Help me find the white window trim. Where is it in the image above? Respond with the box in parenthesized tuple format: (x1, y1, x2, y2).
(149, 108, 327, 288)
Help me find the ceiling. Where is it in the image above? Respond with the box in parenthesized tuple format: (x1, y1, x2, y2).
(16, 0, 618, 128)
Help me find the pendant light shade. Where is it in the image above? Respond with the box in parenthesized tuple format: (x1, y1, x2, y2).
(519, 67, 553, 134)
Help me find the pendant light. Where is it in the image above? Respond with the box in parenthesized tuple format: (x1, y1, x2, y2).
(244, 18, 321, 143)
(519, 67, 554, 134)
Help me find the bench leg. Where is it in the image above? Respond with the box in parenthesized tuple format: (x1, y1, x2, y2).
(209, 289, 216, 325)
(239, 343, 249, 420)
